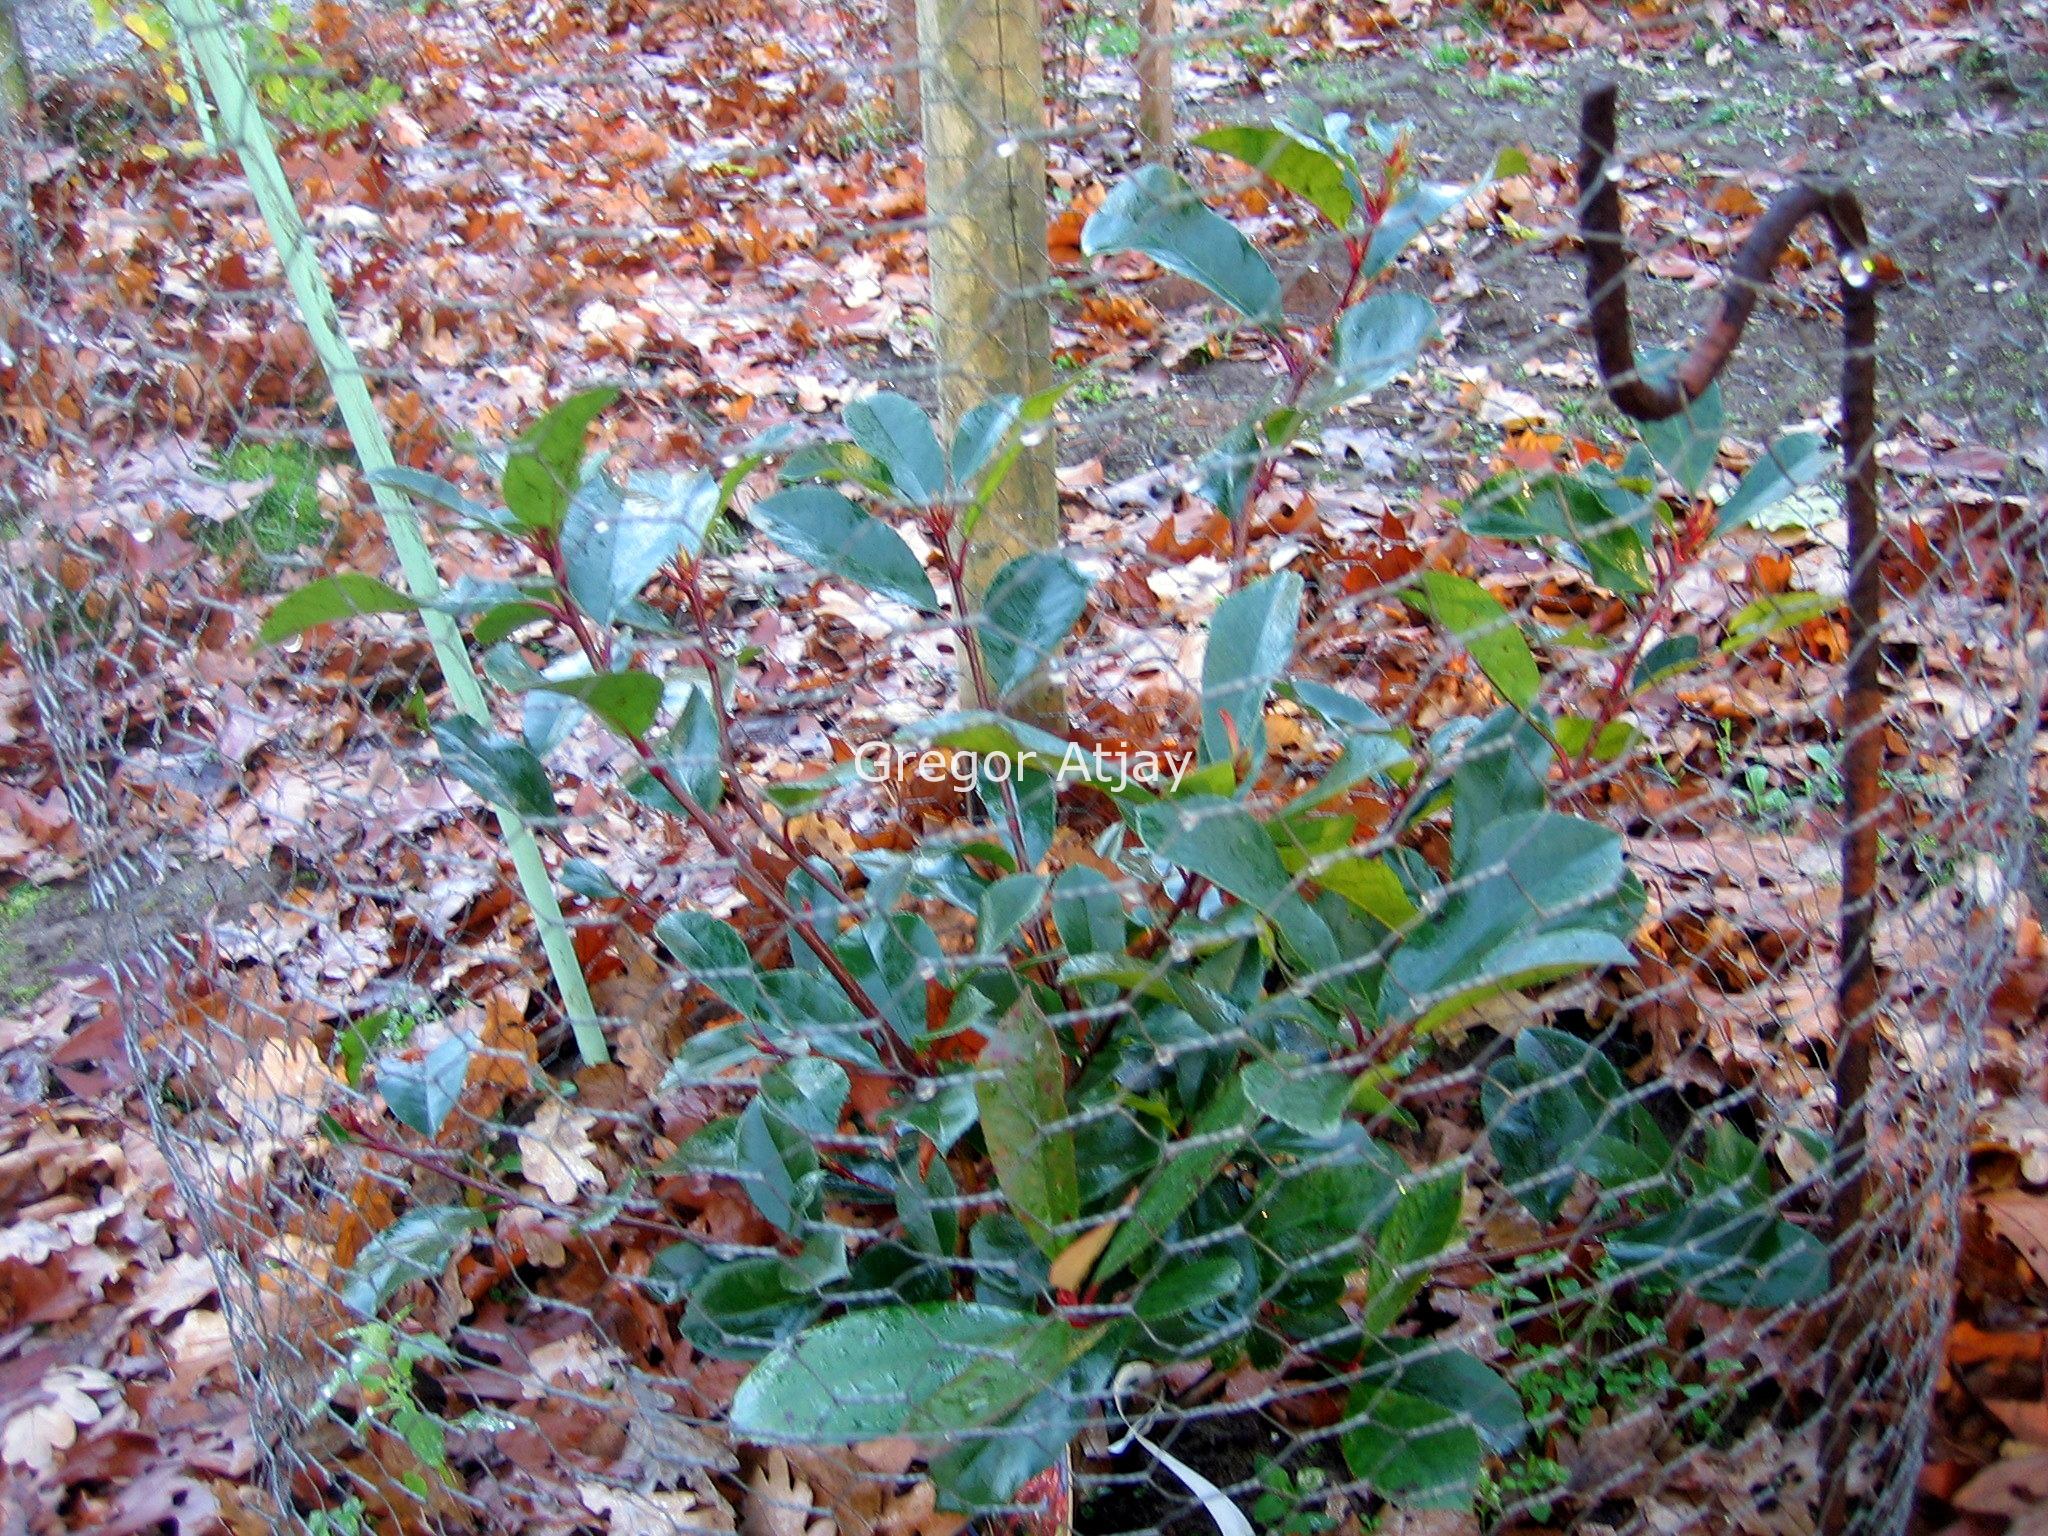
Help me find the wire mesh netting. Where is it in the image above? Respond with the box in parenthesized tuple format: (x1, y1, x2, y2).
(2, 0, 2046, 1534)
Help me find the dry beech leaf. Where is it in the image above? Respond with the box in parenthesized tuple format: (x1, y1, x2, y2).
(0, 1364, 115, 1471)
(582, 1484, 728, 1536)
(744, 1449, 836, 1536)
(1983, 1192, 2048, 1278)
(518, 1099, 605, 1204)
(1987, 1398, 2048, 1448)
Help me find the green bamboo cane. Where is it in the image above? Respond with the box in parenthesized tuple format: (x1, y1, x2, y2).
(163, 0, 606, 1063)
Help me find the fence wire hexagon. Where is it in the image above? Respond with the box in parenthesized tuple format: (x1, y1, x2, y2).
(1, 1, 2045, 1535)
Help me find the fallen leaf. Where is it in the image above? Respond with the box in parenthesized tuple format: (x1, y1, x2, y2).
(744, 1449, 837, 1536)
(518, 1098, 604, 1204)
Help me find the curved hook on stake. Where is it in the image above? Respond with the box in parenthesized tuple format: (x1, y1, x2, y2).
(1577, 83, 1885, 1536)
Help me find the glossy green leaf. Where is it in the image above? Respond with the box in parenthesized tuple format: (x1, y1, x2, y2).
(1095, 1074, 1258, 1280)
(951, 396, 1023, 488)
(1632, 634, 1702, 693)
(1242, 1055, 1352, 1139)
(759, 1057, 850, 1139)
(977, 873, 1048, 955)
(750, 487, 939, 613)
(342, 1205, 483, 1317)
(653, 911, 770, 1021)
(1717, 430, 1829, 535)
(735, 1095, 820, 1235)
(1412, 572, 1541, 711)
(1082, 163, 1282, 324)
(431, 717, 557, 819)
(1323, 292, 1436, 406)
(731, 1303, 1103, 1443)
(1202, 571, 1303, 771)
(378, 1033, 473, 1138)
(1342, 1386, 1482, 1508)
(979, 552, 1091, 700)
(845, 392, 947, 504)
(501, 387, 619, 531)
(1362, 181, 1469, 279)
(260, 573, 420, 644)
(976, 993, 1079, 1254)
(471, 601, 551, 647)
(531, 669, 663, 739)
(1193, 125, 1353, 225)
(1638, 376, 1725, 496)
(561, 469, 719, 627)
(1311, 854, 1417, 928)
(1481, 1026, 1672, 1224)
(1356, 1342, 1525, 1455)
(1606, 1190, 1827, 1308)
(366, 465, 512, 531)
(1721, 591, 1835, 652)
(681, 1257, 822, 1360)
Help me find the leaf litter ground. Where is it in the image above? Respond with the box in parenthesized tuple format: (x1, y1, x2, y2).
(2, 0, 2046, 1532)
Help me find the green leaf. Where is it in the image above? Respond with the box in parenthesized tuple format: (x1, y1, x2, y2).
(1606, 1188, 1827, 1308)
(531, 670, 664, 739)
(977, 873, 1048, 954)
(1360, 1165, 1462, 1332)
(366, 465, 511, 531)
(1280, 678, 1391, 735)
(1357, 1343, 1525, 1455)
(654, 911, 770, 1021)
(627, 684, 724, 811)
(1323, 292, 1436, 406)
(1632, 634, 1702, 693)
(1193, 125, 1353, 225)
(561, 469, 719, 627)
(1341, 1385, 1483, 1509)
(1523, 471, 1653, 596)
(681, 1257, 822, 1360)
(1095, 1074, 1259, 1281)
(342, 1206, 483, 1317)
(1717, 431, 1830, 535)
(975, 994, 1080, 1254)
(431, 717, 557, 819)
(979, 553, 1091, 700)
(1386, 814, 1632, 1026)
(730, 1304, 1104, 1443)
(735, 1095, 820, 1235)
(1082, 163, 1282, 325)
(1411, 572, 1541, 711)
(1481, 1026, 1671, 1224)
(951, 396, 1023, 489)
(1362, 181, 1469, 279)
(378, 1034, 473, 1137)
(1721, 591, 1835, 652)
(560, 858, 620, 900)
(759, 1057, 850, 1138)
(1051, 866, 1125, 958)
(501, 387, 619, 531)
(1638, 376, 1724, 496)
(260, 573, 420, 644)
(749, 487, 939, 613)
(1203, 572, 1303, 772)
(838, 912, 939, 1044)
(1241, 1055, 1351, 1139)
(1311, 854, 1417, 928)
(845, 392, 947, 504)
(471, 601, 551, 647)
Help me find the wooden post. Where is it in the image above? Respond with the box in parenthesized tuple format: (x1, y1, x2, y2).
(915, 0, 1058, 615)
(885, 0, 920, 124)
(1, 0, 32, 136)
(1136, 0, 1173, 161)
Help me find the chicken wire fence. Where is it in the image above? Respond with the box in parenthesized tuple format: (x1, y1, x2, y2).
(1, 0, 2045, 1533)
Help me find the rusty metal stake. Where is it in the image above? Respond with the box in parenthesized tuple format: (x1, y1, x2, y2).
(1577, 83, 1884, 1536)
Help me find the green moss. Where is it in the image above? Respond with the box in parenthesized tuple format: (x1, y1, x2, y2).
(195, 439, 334, 560)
